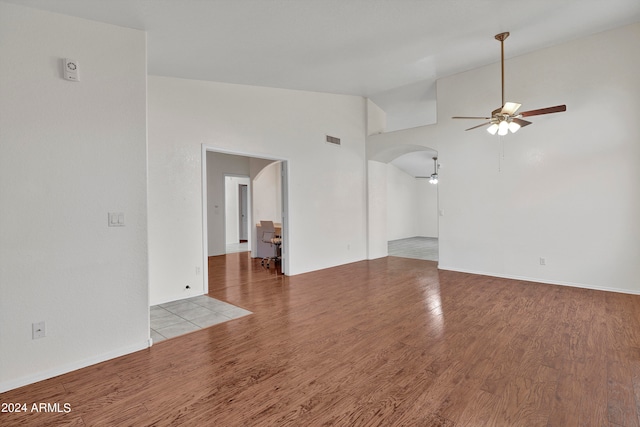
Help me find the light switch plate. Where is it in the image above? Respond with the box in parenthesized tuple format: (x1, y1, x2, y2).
(108, 212, 125, 227)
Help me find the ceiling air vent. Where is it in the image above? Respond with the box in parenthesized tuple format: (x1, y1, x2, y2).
(326, 135, 341, 146)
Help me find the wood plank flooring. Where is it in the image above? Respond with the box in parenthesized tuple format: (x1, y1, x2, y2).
(2, 253, 640, 426)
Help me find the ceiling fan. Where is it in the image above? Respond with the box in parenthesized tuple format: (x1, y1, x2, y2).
(452, 32, 566, 135)
(416, 157, 439, 184)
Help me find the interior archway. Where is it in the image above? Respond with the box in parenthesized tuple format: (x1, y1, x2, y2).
(367, 144, 439, 262)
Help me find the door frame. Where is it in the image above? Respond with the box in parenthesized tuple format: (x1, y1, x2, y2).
(238, 184, 248, 242)
(201, 145, 290, 293)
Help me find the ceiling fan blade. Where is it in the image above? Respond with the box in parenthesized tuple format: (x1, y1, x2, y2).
(512, 118, 532, 127)
(520, 104, 566, 117)
(452, 116, 492, 120)
(464, 122, 492, 131)
(501, 102, 521, 116)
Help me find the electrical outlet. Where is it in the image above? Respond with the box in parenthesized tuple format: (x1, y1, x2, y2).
(32, 321, 46, 339)
(539, 257, 546, 266)
(195, 266, 201, 275)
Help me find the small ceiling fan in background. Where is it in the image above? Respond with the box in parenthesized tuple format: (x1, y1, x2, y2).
(416, 157, 439, 184)
(453, 32, 566, 135)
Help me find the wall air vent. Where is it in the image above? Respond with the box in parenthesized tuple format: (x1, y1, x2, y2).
(326, 135, 341, 146)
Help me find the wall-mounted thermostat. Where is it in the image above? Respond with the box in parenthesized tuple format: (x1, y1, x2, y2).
(63, 58, 80, 82)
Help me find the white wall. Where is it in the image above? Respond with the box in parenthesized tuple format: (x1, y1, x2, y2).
(369, 23, 640, 294)
(253, 161, 281, 225)
(204, 153, 280, 264)
(250, 158, 281, 258)
(148, 76, 368, 304)
(0, 3, 148, 392)
(225, 176, 250, 244)
(369, 80, 438, 132)
(367, 161, 388, 259)
(387, 164, 421, 240)
(366, 98, 386, 136)
(417, 180, 439, 238)
(367, 129, 441, 259)
(205, 152, 251, 259)
(386, 164, 438, 241)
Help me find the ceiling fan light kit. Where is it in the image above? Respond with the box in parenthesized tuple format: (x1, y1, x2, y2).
(429, 157, 439, 184)
(452, 31, 566, 135)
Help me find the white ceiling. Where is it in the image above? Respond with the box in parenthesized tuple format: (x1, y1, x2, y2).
(390, 149, 439, 178)
(5, 0, 639, 175)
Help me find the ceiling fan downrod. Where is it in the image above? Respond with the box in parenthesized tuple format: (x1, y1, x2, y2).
(495, 32, 509, 108)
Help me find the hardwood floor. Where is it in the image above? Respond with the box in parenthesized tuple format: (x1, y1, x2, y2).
(2, 253, 640, 426)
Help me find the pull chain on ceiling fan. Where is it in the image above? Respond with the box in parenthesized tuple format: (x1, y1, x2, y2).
(452, 32, 566, 135)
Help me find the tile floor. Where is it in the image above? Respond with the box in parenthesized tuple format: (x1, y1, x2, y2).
(150, 295, 252, 343)
(388, 236, 439, 261)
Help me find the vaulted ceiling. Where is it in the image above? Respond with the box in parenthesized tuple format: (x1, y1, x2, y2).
(6, 0, 639, 131)
(4, 0, 639, 175)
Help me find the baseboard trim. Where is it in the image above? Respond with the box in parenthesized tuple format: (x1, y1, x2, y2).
(0, 340, 150, 393)
(150, 291, 205, 307)
(437, 265, 640, 296)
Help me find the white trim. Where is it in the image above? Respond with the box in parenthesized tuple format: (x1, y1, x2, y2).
(202, 144, 290, 163)
(364, 143, 370, 260)
(152, 292, 206, 307)
(280, 161, 290, 275)
(437, 265, 640, 296)
(201, 144, 209, 294)
(0, 341, 150, 393)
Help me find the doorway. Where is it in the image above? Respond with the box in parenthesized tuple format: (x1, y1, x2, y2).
(239, 184, 248, 242)
(385, 148, 439, 261)
(223, 175, 250, 254)
(202, 146, 289, 293)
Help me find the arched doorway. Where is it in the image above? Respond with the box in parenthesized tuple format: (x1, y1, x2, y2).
(367, 144, 439, 261)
